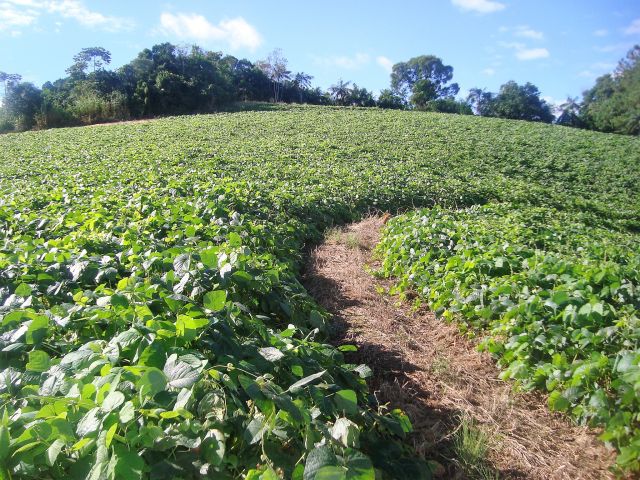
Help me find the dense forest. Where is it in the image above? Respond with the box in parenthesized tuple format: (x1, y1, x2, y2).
(0, 42, 638, 135)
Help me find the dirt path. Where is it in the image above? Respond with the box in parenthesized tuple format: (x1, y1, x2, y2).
(302, 216, 618, 480)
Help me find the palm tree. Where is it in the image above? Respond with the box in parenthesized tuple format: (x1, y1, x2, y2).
(328, 79, 352, 106)
(293, 72, 313, 103)
(556, 97, 583, 128)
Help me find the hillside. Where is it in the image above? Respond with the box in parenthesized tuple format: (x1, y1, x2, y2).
(0, 105, 638, 478)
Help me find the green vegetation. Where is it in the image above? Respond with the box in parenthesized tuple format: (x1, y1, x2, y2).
(2, 43, 638, 135)
(376, 204, 640, 470)
(451, 415, 498, 480)
(579, 46, 640, 136)
(0, 105, 638, 477)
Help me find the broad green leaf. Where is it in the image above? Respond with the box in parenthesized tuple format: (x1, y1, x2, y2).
(46, 438, 65, 466)
(164, 354, 200, 389)
(15, 283, 32, 297)
(119, 401, 135, 423)
(25, 314, 49, 344)
(203, 290, 227, 311)
(344, 451, 375, 480)
(26, 350, 51, 372)
(107, 445, 146, 480)
(137, 368, 167, 397)
(315, 466, 346, 480)
(548, 390, 570, 412)
(101, 391, 125, 412)
(76, 408, 102, 437)
(110, 294, 129, 309)
(288, 370, 326, 393)
(334, 390, 358, 415)
(0, 425, 9, 462)
(304, 445, 338, 480)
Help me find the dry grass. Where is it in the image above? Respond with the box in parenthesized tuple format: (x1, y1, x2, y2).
(302, 215, 619, 480)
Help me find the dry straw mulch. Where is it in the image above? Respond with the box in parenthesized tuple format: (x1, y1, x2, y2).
(303, 216, 618, 480)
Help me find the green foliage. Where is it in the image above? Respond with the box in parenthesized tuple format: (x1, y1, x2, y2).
(376, 204, 640, 470)
(467, 81, 554, 123)
(581, 45, 640, 135)
(390, 55, 460, 106)
(2, 82, 43, 130)
(419, 98, 472, 115)
(0, 106, 638, 476)
(377, 89, 405, 110)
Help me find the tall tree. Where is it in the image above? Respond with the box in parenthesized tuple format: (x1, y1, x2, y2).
(3, 81, 42, 129)
(292, 72, 313, 103)
(328, 79, 352, 106)
(257, 49, 291, 102)
(390, 55, 459, 107)
(0, 72, 22, 99)
(466, 88, 495, 116)
(580, 45, 640, 135)
(468, 81, 553, 123)
(67, 47, 112, 76)
(377, 88, 405, 109)
(556, 97, 583, 128)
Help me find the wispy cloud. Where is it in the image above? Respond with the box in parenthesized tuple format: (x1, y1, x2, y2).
(624, 18, 640, 35)
(451, 0, 505, 14)
(595, 42, 635, 53)
(578, 62, 616, 80)
(159, 13, 262, 51)
(593, 29, 608, 37)
(376, 56, 394, 73)
(0, 2, 39, 32)
(516, 48, 549, 60)
(0, 0, 133, 33)
(499, 41, 550, 61)
(482, 67, 495, 76)
(499, 25, 544, 40)
(513, 25, 544, 40)
(313, 53, 370, 70)
(47, 0, 133, 31)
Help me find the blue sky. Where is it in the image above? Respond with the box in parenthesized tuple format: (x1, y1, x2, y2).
(1, 0, 639, 106)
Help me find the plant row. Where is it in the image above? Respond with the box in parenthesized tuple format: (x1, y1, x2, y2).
(376, 204, 640, 470)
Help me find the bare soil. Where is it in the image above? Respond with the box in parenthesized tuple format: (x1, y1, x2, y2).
(302, 216, 619, 480)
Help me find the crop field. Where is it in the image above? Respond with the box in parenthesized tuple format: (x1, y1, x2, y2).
(0, 105, 639, 478)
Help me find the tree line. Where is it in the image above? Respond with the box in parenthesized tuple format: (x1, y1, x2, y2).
(0, 43, 638, 135)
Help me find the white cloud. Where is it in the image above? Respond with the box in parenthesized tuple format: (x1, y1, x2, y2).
(513, 25, 543, 40)
(499, 41, 550, 61)
(46, 0, 133, 31)
(482, 67, 495, 76)
(593, 29, 608, 37)
(624, 18, 640, 35)
(516, 47, 549, 60)
(578, 62, 615, 79)
(313, 53, 370, 70)
(376, 56, 393, 73)
(451, 0, 505, 14)
(0, 1, 39, 30)
(159, 13, 262, 51)
(0, 0, 133, 33)
(499, 41, 525, 50)
(578, 70, 598, 79)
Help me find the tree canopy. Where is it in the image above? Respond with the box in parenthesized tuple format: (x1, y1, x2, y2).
(390, 55, 459, 107)
(580, 45, 640, 135)
(2, 43, 638, 135)
(467, 81, 554, 123)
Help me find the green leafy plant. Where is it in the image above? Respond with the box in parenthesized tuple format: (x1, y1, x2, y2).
(376, 204, 640, 471)
(0, 105, 638, 476)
